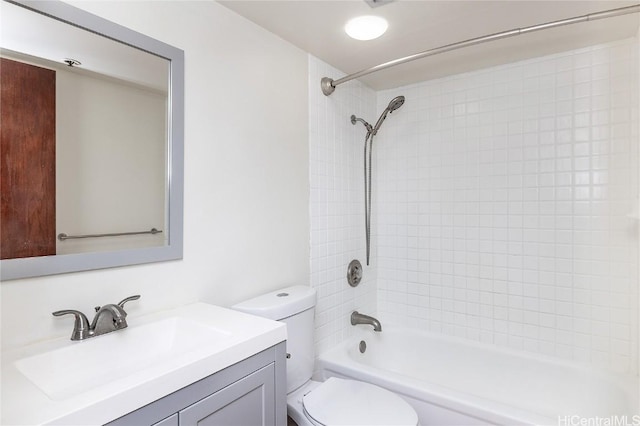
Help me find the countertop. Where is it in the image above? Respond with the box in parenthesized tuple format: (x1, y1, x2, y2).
(1, 303, 286, 425)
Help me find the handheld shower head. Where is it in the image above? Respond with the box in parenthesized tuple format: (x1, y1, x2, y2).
(349, 94, 406, 266)
(388, 95, 405, 112)
(373, 95, 405, 134)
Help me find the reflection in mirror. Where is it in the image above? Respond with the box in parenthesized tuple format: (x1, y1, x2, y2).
(0, 0, 184, 280)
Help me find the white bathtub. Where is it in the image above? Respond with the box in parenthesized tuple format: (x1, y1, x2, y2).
(318, 327, 639, 425)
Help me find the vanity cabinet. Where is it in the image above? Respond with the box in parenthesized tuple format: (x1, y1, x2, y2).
(108, 342, 286, 426)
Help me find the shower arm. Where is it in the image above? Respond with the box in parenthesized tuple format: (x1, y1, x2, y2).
(351, 115, 373, 135)
(321, 4, 640, 96)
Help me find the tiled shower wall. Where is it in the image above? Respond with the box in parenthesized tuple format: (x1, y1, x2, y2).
(375, 38, 639, 374)
(309, 56, 377, 357)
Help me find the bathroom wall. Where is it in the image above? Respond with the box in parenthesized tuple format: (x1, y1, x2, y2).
(1, 0, 309, 349)
(56, 69, 166, 255)
(375, 38, 639, 374)
(308, 56, 377, 357)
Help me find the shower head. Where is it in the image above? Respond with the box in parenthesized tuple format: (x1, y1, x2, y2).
(388, 95, 405, 112)
(373, 95, 405, 134)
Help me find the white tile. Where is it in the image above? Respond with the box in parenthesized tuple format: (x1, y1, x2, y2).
(310, 38, 639, 374)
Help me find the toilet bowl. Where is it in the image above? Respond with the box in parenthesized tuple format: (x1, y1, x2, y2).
(233, 285, 419, 426)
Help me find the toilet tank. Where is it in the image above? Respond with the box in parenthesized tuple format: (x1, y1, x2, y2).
(232, 285, 316, 393)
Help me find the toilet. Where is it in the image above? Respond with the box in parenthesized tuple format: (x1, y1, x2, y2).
(233, 285, 419, 426)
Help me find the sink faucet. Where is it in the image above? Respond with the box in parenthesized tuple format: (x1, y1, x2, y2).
(53, 295, 140, 341)
(351, 311, 382, 332)
(91, 303, 128, 335)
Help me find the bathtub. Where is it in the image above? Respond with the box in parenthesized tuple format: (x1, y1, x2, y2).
(318, 327, 639, 425)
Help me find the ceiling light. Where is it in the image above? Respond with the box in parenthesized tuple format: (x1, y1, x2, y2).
(63, 58, 81, 67)
(345, 16, 388, 41)
(364, 0, 395, 8)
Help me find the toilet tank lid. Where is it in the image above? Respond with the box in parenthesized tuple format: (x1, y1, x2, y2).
(232, 285, 316, 320)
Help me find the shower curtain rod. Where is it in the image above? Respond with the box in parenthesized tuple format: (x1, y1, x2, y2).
(321, 4, 640, 96)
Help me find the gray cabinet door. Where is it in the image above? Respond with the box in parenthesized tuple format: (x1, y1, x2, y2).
(152, 414, 178, 426)
(179, 364, 275, 426)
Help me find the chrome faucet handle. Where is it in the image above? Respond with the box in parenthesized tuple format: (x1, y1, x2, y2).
(52, 309, 90, 340)
(117, 295, 140, 309)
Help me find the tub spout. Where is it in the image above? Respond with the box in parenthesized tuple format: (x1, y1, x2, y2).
(351, 311, 382, 332)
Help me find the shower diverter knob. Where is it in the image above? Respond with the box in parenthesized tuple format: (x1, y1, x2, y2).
(347, 259, 363, 287)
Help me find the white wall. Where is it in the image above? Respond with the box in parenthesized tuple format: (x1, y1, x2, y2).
(376, 38, 639, 374)
(1, 0, 309, 349)
(308, 56, 377, 357)
(56, 69, 166, 254)
(637, 26, 640, 377)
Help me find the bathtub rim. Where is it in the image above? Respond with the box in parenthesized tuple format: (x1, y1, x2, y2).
(335, 325, 638, 387)
(318, 325, 639, 425)
(320, 352, 553, 425)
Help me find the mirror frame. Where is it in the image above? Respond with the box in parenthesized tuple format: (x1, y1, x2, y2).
(1, 0, 184, 280)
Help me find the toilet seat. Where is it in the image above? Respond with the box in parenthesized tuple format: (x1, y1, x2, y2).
(301, 377, 418, 426)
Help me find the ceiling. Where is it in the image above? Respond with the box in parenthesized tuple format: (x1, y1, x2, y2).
(219, 0, 640, 92)
(1, 1, 168, 92)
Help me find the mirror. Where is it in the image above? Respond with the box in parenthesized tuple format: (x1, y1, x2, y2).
(0, 0, 184, 280)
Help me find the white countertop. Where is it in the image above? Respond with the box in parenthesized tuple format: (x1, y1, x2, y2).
(1, 303, 286, 425)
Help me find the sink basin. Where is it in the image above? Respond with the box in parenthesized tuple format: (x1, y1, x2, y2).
(15, 317, 231, 400)
(3, 303, 286, 426)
